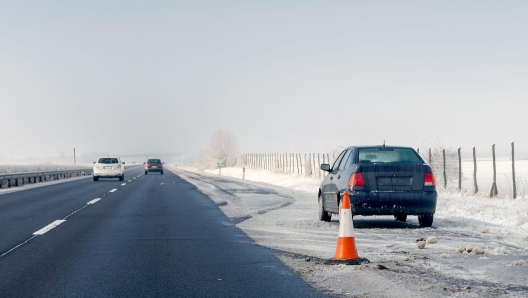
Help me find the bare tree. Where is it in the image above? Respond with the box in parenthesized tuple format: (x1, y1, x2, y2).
(198, 129, 239, 169)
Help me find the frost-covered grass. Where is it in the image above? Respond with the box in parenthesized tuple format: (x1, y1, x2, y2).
(0, 164, 92, 174)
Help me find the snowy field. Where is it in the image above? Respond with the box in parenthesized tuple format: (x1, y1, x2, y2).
(0, 164, 91, 174)
(0, 163, 146, 175)
(172, 165, 528, 298)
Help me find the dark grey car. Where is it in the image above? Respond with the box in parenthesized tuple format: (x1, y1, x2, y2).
(318, 145, 437, 227)
(145, 159, 164, 175)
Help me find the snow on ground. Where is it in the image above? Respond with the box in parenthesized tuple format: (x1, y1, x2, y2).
(0, 164, 91, 174)
(0, 163, 144, 175)
(173, 165, 528, 298)
(205, 167, 528, 238)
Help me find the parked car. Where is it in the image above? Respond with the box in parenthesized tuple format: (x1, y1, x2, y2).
(318, 145, 437, 227)
(93, 156, 125, 181)
(145, 159, 164, 175)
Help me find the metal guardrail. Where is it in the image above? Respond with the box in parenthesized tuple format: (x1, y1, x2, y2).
(0, 169, 93, 189)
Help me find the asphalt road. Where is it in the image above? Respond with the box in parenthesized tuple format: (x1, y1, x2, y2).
(0, 165, 327, 297)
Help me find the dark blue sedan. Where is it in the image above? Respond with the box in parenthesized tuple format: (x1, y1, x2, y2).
(318, 145, 437, 227)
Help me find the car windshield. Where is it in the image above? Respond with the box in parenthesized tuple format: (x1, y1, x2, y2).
(358, 148, 422, 163)
(148, 159, 161, 163)
(98, 158, 119, 164)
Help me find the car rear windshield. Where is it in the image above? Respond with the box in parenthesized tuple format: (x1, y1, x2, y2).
(148, 159, 161, 163)
(98, 158, 119, 164)
(358, 148, 422, 163)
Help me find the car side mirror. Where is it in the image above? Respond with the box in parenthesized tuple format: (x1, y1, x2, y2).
(122, 162, 125, 164)
(143, 162, 146, 164)
(320, 164, 331, 172)
(93, 162, 96, 164)
(163, 162, 165, 164)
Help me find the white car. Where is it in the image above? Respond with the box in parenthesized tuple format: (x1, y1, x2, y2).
(93, 156, 125, 181)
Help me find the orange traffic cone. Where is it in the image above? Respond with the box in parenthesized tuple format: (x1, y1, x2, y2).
(325, 191, 369, 265)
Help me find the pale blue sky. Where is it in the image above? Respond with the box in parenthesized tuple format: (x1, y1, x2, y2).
(1, 1, 527, 160)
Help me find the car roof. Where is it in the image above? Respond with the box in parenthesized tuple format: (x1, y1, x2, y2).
(97, 156, 121, 159)
(345, 145, 416, 150)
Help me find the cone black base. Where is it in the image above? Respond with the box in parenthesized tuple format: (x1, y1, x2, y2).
(324, 258, 370, 265)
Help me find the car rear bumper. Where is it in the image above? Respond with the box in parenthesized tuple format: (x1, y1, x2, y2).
(93, 171, 123, 178)
(348, 190, 437, 215)
(146, 167, 163, 172)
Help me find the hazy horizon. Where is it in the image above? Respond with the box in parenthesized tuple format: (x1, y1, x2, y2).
(2, 1, 528, 161)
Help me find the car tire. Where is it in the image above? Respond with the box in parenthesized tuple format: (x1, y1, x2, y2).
(93, 176, 99, 181)
(145, 171, 148, 175)
(338, 198, 342, 222)
(119, 175, 124, 181)
(161, 171, 164, 175)
(418, 214, 434, 227)
(395, 214, 407, 222)
(318, 195, 331, 222)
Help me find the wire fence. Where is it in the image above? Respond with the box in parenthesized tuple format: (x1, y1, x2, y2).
(240, 142, 528, 199)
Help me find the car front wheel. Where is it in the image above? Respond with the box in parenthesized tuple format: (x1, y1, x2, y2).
(93, 176, 99, 181)
(418, 214, 434, 227)
(395, 214, 407, 222)
(318, 195, 331, 222)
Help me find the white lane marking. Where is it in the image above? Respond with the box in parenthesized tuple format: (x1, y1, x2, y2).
(109, 189, 118, 193)
(121, 183, 126, 186)
(128, 180, 132, 182)
(133, 177, 136, 180)
(87, 198, 101, 205)
(33, 220, 66, 236)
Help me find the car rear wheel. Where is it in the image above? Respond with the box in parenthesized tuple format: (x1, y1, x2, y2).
(395, 214, 407, 222)
(119, 175, 124, 181)
(318, 195, 331, 222)
(161, 171, 164, 175)
(145, 171, 148, 175)
(93, 176, 99, 181)
(418, 214, 434, 227)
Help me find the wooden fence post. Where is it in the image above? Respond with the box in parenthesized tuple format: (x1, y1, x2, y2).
(473, 147, 478, 194)
(322, 154, 325, 177)
(291, 153, 294, 173)
(512, 142, 517, 199)
(458, 147, 461, 191)
(318, 153, 321, 178)
(296, 153, 300, 176)
(429, 148, 432, 165)
(304, 153, 307, 176)
(312, 153, 316, 178)
(490, 144, 498, 197)
(443, 149, 447, 189)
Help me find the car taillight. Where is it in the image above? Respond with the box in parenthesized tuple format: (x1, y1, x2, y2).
(158, 164, 162, 167)
(349, 172, 365, 187)
(424, 172, 436, 186)
(95, 164, 99, 169)
(117, 164, 122, 169)
(146, 163, 150, 167)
